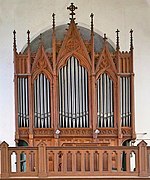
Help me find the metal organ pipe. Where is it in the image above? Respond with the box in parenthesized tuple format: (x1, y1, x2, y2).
(120, 77, 131, 127)
(34, 74, 51, 128)
(17, 77, 29, 127)
(58, 57, 89, 128)
(97, 74, 114, 128)
(17, 67, 131, 130)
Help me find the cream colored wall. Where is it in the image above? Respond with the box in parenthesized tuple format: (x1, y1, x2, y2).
(0, 0, 150, 146)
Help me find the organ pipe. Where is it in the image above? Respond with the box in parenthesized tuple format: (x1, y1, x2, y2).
(17, 77, 29, 127)
(58, 56, 89, 128)
(120, 77, 131, 127)
(34, 74, 51, 128)
(97, 74, 114, 128)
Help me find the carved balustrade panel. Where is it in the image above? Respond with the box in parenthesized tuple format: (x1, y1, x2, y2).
(45, 146, 139, 176)
(8, 147, 38, 177)
(2, 142, 148, 178)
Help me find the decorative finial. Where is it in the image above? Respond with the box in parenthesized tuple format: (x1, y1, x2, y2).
(39, 33, 42, 44)
(27, 30, 30, 45)
(130, 29, 134, 50)
(13, 30, 17, 51)
(103, 33, 107, 42)
(67, 3, 78, 21)
(116, 29, 120, 51)
(90, 13, 94, 33)
(52, 13, 55, 30)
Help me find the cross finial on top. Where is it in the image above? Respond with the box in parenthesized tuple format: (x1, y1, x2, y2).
(116, 29, 120, 51)
(130, 29, 133, 34)
(67, 3, 78, 21)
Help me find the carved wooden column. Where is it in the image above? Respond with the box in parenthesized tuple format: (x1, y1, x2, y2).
(117, 151, 121, 172)
(62, 151, 67, 173)
(90, 150, 94, 172)
(98, 151, 102, 174)
(138, 140, 148, 177)
(26, 30, 34, 146)
(72, 151, 76, 172)
(90, 13, 97, 134)
(81, 150, 85, 173)
(28, 60, 33, 146)
(126, 151, 130, 173)
(115, 29, 122, 145)
(117, 76, 122, 146)
(113, 81, 117, 128)
(1, 142, 9, 179)
(38, 142, 47, 177)
(91, 75, 96, 131)
(108, 151, 112, 172)
(16, 150, 20, 172)
(131, 73, 136, 139)
(52, 13, 58, 137)
(28, 75, 33, 146)
(54, 150, 58, 173)
(53, 75, 58, 132)
(13, 31, 19, 142)
(14, 75, 19, 142)
(130, 29, 136, 140)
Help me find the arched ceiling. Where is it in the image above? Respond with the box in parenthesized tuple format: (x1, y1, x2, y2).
(23, 25, 115, 54)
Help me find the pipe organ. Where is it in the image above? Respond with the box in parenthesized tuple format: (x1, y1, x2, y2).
(13, 3, 135, 147)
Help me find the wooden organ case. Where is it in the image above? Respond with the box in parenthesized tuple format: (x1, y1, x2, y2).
(13, 3, 136, 148)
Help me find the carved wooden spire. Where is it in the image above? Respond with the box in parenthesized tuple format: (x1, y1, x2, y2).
(90, 13, 95, 71)
(13, 30, 17, 74)
(13, 30, 17, 52)
(130, 29, 134, 51)
(27, 30, 30, 46)
(39, 33, 43, 46)
(52, 13, 55, 30)
(116, 29, 120, 51)
(90, 13, 94, 34)
(52, 13, 56, 71)
(67, 3, 78, 21)
(103, 33, 108, 43)
(27, 30, 31, 73)
(51, 13, 57, 133)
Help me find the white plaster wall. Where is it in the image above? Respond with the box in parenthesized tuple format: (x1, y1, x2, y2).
(0, 150, 1, 175)
(0, 0, 150, 146)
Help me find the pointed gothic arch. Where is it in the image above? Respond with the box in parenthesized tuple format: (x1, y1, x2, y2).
(32, 69, 52, 82)
(57, 52, 91, 73)
(31, 44, 53, 75)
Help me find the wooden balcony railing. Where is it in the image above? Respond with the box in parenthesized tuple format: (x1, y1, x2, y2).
(0, 140, 149, 179)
